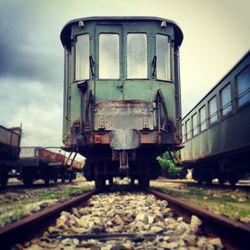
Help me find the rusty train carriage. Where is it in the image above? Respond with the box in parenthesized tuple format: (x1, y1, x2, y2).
(60, 17, 183, 188)
(0, 125, 22, 187)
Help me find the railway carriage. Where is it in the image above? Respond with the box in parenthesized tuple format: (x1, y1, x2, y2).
(18, 147, 77, 186)
(60, 17, 183, 188)
(0, 125, 21, 187)
(181, 52, 250, 185)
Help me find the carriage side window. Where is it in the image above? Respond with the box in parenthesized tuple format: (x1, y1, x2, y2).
(199, 106, 207, 131)
(156, 34, 171, 80)
(75, 34, 90, 80)
(192, 113, 198, 136)
(99, 34, 119, 79)
(127, 33, 147, 78)
(237, 65, 250, 107)
(186, 119, 191, 140)
(182, 124, 186, 142)
(220, 84, 232, 116)
(208, 96, 218, 124)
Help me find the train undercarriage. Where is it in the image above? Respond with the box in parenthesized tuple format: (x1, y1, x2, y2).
(80, 144, 167, 190)
(187, 146, 250, 186)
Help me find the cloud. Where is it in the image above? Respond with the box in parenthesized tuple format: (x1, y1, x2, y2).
(1, 77, 63, 146)
(0, 0, 249, 148)
(0, 1, 63, 83)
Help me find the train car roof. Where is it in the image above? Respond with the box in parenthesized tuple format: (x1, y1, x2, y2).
(60, 16, 183, 49)
(182, 50, 250, 120)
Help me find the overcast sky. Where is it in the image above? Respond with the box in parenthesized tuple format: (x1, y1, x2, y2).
(0, 0, 249, 147)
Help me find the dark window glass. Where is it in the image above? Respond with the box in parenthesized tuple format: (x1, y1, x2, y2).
(199, 106, 207, 131)
(237, 66, 250, 106)
(182, 124, 186, 142)
(221, 84, 232, 116)
(208, 96, 218, 124)
(186, 119, 191, 140)
(192, 113, 198, 136)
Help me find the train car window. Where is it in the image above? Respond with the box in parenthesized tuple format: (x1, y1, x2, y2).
(199, 106, 207, 131)
(182, 124, 186, 142)
(156, 34, 171, 80)
(192, 113, 198, 136)
(186, 119, 191, 140)
(99, 34, 119, 79)
(237, 66, 250, 107)
(127, 33, 147, 78)
(221, 84, 232, 116)
(208, 96, 218, 124)
(75, 34, 90, 80)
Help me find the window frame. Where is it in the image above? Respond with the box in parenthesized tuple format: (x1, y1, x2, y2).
(186, 119, 191, 140)
(208, 95, 218, 125)
(199, 105, 207, 132)
(156, 33, 171, 81)
(192, 113, 198, 136)
(236, 65, 250, 108)
(220, 83, 233, 117)
(98, 33, 120, 79)
(74, 33, 90, 81)
(126, 32, 148, 79)
(182, 123, 186, 143)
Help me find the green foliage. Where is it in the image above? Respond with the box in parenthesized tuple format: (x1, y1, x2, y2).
(156, 151, 182, 178)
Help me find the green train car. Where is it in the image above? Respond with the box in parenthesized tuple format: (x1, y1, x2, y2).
(60, 17, 183, 188)
(181, 51, 250, 186)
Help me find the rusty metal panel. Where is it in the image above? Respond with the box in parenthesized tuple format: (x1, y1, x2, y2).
(20, 147, 65, 166)
(94, 100, 154, 131)
(0, 126, 20, 148)
(110, 129, 140, 150)
(38, 149, 65, 165)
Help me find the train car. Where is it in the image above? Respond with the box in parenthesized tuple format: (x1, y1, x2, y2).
(60, 17, 183, 188)
(0, 125, 22, 187)
(181, 51, 250, 185)
(18, 147, 76, 186)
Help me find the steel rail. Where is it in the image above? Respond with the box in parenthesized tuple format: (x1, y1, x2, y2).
(148, 188, 250, 250)
(0, 189, 96, 249)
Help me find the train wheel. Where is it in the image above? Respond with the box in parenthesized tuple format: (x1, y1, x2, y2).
(23, 177, 34, 187)
(218, 177, 226, 186)
(139, 176, 149, 189)
(205, 178, 212, 186)
(108, 178, 113, 186)
(228, 176, 239, 187)
(197, 179, 203, 185)
(0, 171, 8, 188)
(95, 177, 105, 190)
(44, 178, 50, 186)
(130, 177, 135, 186)
(69, 174, 73, 183)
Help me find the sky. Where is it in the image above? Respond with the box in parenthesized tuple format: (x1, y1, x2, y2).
(0, 0, 249, 148)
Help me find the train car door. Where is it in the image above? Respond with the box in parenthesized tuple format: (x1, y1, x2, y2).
(95, 24, 124, 102)
(123, 23, 152, 102)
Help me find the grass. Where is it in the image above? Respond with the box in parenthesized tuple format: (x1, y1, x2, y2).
(151, 182, 250, 222)
(39, 187, 85, 200)
(0, 179, 94, 226)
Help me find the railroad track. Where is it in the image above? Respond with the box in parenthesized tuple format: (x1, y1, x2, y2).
(152, 178, 250, 190)
(0, 188, 249, 249)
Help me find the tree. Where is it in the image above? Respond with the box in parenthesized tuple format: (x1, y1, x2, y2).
(156, 151, 182, 178)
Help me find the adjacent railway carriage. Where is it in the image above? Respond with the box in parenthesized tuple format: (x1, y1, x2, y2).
(181, 52, 250, 185)
(60, 17, 183, 188)
(18, 147, 77, 186)
(0, 125, 21, 187)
